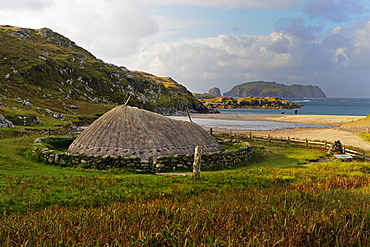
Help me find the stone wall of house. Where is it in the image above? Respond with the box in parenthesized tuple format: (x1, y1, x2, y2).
(31, 137, 252, 172)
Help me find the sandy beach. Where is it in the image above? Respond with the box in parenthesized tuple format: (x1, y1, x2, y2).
(192, 113, 370, 151)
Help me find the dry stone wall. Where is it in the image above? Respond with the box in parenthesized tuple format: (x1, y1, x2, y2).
(32, 137, 252, 172)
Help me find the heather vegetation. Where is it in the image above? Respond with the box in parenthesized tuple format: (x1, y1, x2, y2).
(1, 134, 370, 245)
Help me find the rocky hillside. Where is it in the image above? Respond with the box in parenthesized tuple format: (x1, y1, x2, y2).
(0, 25, 207, 128)
(201, 96, 301, 109)
(224, 81, 327, 99)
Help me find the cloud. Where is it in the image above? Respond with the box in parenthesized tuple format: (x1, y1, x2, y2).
(126, 18, 370, 97)
(0, 0, 369, 97)
(0, 0, 50, 10)
(0, 0, 158, 60)
(304, 0, 364, 22)
(144, 0, 304, 10)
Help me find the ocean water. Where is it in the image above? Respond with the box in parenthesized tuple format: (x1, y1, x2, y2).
(168, 98, 369, 131)
(168, 116, 330, 131)
(217, 98, 370, 116)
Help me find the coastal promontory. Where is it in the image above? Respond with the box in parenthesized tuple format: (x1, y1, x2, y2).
(201, 96, 301, 109)
(224, 81, 327, 99)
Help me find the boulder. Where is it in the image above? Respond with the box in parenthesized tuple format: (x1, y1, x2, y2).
(328, 140, 344, 154)
(33, 116, 42, 125)
(18, 115, 27, 125)
(0, 114, 15, 128)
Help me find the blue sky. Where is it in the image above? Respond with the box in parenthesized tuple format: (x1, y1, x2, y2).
(1, 0, 370, 97)
(150, 5, 304, 37)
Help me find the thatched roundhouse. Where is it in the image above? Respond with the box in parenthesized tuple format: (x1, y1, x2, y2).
(68, 105, 222, 160)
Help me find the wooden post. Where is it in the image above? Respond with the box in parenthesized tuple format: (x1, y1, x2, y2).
(193, 146, 202, 179)
(186, 110, 193, 123)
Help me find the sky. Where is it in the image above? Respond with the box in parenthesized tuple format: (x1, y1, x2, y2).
(1, 0, 370, 98)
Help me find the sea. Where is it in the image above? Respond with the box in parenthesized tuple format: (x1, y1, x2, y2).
(217, 98, 370, 116)
(169, 98, 370, 131)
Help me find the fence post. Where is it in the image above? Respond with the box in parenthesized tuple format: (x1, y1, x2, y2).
(193, 146, 202, 179)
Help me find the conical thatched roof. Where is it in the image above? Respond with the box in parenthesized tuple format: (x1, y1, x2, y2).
(68, 105, 222, 160)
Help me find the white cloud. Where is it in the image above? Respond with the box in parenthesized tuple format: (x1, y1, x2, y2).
(144, 0, 304, 10)
(0, 0, 50, 10)
(0, 0, 158, 60)
(126, 18, 370, 97)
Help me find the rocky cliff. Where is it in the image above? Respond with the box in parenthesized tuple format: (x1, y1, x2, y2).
(207, 87, 221, 97)
(0, 25, 207, 127)
(224, 81, 326, 98)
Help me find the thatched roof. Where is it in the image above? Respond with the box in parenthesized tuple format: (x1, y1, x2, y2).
(68, 105, 222, 160)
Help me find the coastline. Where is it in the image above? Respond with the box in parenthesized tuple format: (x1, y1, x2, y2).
(192, 113, 365, 126)
(192, 113, 370, 151)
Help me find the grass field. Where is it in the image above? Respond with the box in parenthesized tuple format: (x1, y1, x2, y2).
(0, 134, 370, 246)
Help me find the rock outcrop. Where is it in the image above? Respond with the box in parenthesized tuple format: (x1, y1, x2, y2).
(202, 96, 301, 109)
(0, 114, 14, 128)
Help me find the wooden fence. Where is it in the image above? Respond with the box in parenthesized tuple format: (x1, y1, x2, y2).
(210, 129, 370, 161)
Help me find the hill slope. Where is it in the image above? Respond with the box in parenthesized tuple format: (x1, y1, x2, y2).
(0, 25, 207, 127)
(224, 81, 326, 98)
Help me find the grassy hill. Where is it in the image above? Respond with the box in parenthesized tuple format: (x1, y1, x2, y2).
(0, 25, 207, 129)
(224, 81, 327, 98)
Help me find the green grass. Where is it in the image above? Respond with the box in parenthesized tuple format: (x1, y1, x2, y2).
(359, 133, 370, 143)
(246, 140, 325, 169)
(1, 135, 370, 245)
